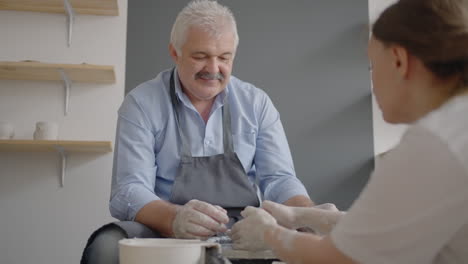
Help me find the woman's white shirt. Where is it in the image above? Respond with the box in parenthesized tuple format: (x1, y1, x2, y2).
(331, 93, 468, 264)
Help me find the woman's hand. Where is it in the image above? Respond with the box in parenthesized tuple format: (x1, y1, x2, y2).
(229, 206, 278, 251)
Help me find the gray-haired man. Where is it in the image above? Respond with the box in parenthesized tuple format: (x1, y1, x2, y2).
(81, 1, 312, 263)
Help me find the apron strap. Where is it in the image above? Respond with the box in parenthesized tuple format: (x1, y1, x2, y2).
(222, 100, 235, 153)
(169, 68, 192, 159)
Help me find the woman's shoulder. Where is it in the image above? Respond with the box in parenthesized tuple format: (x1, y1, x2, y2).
(417, 93, 468, 137)
(415, 93, 468, 167)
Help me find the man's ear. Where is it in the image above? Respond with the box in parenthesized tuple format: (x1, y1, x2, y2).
(391, 45, 409, 80)
(169, 43, 179, 62)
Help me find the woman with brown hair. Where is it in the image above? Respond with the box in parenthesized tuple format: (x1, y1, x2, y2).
(230, 0, 468, 263)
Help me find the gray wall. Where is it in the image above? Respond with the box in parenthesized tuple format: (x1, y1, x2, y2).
(125, 1, 373, 210)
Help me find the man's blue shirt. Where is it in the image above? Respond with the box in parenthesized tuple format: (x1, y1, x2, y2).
(110, 68, 309, 220)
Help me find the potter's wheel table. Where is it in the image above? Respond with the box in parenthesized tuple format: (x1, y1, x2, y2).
(222, 245, 278, 264)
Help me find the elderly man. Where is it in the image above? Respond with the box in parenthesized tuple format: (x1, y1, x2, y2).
(81, 0, 312, 263)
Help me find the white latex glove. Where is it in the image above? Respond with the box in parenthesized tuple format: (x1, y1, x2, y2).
(172, 199, 229, 239)
(263, 200, 345, 235)
(229, 206, 278, 251)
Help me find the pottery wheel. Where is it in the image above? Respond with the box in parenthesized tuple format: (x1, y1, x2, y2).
(206, 235, 277, 260)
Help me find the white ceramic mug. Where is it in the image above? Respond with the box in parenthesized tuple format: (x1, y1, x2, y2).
(0, 122, 14, 139)
(33, 121, 59, 140)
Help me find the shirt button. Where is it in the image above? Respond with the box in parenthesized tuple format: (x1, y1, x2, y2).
(205, 139, 211, 145)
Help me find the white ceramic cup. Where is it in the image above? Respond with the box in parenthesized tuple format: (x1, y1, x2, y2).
(33, 121, 59, 140)
(0, 122, 14, 139)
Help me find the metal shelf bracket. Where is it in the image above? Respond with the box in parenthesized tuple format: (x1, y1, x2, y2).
(58, 68, 72, 116)
(54, 145, 68, 188)
(63, 0, 75, 47)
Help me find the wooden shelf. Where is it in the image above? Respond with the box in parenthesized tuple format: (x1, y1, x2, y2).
(0, 0, 119, 16)
(0, 139, 112, 187)
(0, 140, 112, 153)
(0, 61, 115, 115)
(0, 61, 115, 84)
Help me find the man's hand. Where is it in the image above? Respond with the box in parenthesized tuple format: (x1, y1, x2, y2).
(263, 200, 345, 235)
(230, 206, 278, 251)
(172, 199, 229, 239)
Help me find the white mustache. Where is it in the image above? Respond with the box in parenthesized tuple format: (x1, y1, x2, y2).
(196, 72, 225, 81)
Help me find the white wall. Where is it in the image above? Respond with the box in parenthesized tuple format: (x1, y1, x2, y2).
(368, 0, 407, 155)
(0, 1, 127, 263)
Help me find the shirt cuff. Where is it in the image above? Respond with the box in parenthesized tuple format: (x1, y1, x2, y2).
(264, 177, 310, 204)
(110, 184, 160, 221)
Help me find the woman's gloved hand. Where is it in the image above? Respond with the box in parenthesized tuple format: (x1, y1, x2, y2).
(262, 201, 345, 235)
(172, 199, 229, 240)
(260, 201, 299, 229)
(229, 206, 278, 251)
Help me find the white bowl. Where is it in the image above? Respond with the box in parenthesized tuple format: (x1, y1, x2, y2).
(119, 238, 217, 264)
